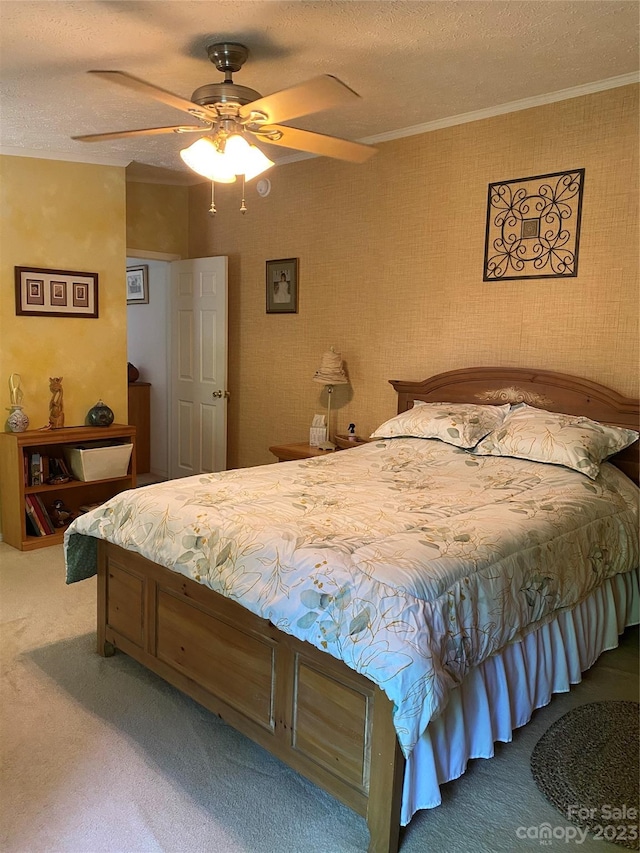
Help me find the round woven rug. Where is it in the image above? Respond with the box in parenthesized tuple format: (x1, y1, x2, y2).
(531, 701, 639, 849)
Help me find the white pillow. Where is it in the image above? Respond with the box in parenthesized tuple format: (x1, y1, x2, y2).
(370, 401, 510, 449)
(473, 404, 639, 479)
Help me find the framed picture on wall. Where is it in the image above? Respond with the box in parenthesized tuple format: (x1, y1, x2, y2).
(266, 258, 298, 314)
(126, 265, 149, 304)
(15, 266, 98, 317)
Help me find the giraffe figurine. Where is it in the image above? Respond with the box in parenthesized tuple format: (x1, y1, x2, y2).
(48, 377, 64, 429)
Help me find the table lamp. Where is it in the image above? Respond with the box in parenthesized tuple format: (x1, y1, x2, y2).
(313, 347, 349, 450)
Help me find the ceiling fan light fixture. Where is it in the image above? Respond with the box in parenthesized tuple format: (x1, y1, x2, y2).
(76, 48, 376, 211)
(222, 134, 274, 181)
(242, 144, 275, 182)
(180, 137, 236, 183)
(222, 133, 251, 166)
(180, 134, 272, 184)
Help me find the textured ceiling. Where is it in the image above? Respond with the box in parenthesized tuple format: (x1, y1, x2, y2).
(0, 1, 638, 184)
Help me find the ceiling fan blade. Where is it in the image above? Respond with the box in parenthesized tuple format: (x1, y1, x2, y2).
(72, 125, 207, 143)
(88, 70, 213, 121)
(240, 75, 359, 125)
(258, 125, 376, 164)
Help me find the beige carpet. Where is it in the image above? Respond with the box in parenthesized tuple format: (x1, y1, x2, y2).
(0, 541, 637, 853)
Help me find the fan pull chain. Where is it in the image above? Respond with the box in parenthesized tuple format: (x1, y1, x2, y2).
(240, 175, 247, 215)
(208, 181, 216, 216)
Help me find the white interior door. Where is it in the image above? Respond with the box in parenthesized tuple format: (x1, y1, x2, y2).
(169, 256, 228, 479)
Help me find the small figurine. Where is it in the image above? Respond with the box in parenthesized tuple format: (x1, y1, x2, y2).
(9, 373, 23, 407)
(6, 373, 29, 432)
(48, 377, 64, 429)
(50, 499, 72, 528)
(348, 423, 357, 442)
(47, 455, 70, 485)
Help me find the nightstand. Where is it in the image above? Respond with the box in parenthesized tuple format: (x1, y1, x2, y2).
(268, 442, 338, 462)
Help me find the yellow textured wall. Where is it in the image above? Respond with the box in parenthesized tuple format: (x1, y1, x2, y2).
(126, 181, 189, 256)
(0, 155, 128, 428)
(188, 85, 639, 470)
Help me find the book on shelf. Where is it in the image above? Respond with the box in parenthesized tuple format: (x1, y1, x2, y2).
(30, 452, 43, 487)
(24, 500, 41, 537)
(49, 455, 71, 479)
(25, 494, 56, 536)
(33, 495, 56, 534)
(25, 495, 47, 536)
(25, 453, 71, 486)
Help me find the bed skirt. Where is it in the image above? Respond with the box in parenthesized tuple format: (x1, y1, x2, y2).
(401, 568, 639, 825)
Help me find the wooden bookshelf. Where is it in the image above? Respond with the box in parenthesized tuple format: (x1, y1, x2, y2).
(0, 424, 136, 551)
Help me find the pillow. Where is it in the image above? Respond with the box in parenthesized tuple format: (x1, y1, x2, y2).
(472, 403, 639, 479)
(370, 401, 510, 449)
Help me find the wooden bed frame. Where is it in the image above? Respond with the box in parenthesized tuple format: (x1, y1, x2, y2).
(96, 368, 639, 853)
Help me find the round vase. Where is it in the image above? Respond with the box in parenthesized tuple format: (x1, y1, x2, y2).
(87, 400, 114, 427)
(7, 405, 29, 433)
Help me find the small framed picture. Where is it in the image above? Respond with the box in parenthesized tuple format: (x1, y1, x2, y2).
(126, 265, 149, 304)
(266, 258, 298, 314)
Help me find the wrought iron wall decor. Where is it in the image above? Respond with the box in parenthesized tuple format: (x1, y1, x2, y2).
(483, 169, 585, 281)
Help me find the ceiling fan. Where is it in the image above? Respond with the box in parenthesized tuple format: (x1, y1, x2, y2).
(72, 42, 377, 181)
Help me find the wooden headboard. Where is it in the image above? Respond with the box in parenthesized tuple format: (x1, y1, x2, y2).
(389, 367, 640, 484)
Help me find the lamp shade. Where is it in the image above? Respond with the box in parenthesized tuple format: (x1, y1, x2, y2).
(243, 144, 275, 181)
(313, 348, 348, 386)
(224, 135, 274, 181)
(180, 137, 236, 183)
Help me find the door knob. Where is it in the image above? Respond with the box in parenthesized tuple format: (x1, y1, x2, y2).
(212, 390, 230, 399)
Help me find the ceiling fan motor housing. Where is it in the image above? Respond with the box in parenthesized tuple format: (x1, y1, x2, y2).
(195, 43, 262, 108)
(191, 82, 262, 108)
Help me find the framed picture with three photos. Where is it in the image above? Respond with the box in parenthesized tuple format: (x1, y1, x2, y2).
(266, 258, 298, 314)
(15, 266, 98, 317)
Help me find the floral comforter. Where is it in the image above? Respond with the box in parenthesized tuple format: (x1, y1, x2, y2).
(65, 438, 639, 757)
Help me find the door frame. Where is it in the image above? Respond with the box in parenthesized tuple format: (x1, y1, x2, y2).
(126, 249, 182, 262)
(126, 249, 182, 482)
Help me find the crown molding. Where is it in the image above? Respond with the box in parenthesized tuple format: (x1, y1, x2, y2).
(125, 169, 200, 186)
(0, 146, 198, 184)
(360, 72, 640, 146)
(0, 146, 131, 167)
(275, 72, 639, 166)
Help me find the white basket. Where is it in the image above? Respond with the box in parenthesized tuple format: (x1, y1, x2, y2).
(64, 443, 133, 482)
